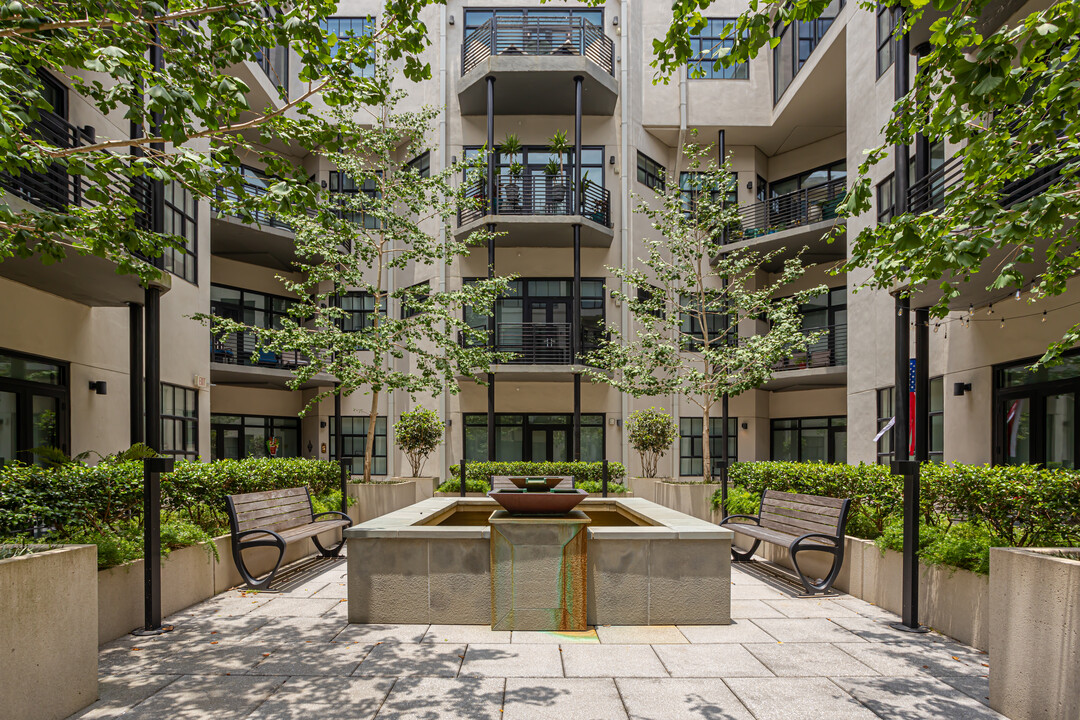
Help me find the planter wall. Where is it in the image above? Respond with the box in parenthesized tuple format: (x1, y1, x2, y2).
(625, 477, 669, 501)
(349, 481, 418, 524)
(1, 544, 98, 720)
(989, 548, 1080, 720)
(393, 476, 440, 503)
(654, 481, 723, 523)
(731, 530, 990, 650)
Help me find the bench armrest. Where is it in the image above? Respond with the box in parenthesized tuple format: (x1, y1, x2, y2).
(313, 511, 352, 525)
(718, 514, 760, 527)
(790, 532, 842, 550)
(234, 528, 286, 544)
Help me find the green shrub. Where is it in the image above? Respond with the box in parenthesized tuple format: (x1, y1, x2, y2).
(626, 408, 677, 478)
(716, 485, 759, 516)
(395, 408, 443, 477)
(444, 461, 626, 492)
(876, 516, 996, 575)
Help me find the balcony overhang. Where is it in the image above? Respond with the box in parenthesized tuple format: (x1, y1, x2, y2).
(460, 364, 605, 382)
(761, 365, 847, 392)
(458, 56, 618, 116)
(210, 362, 335, 390)
(210, 214, 299, 271)
(230, 59, 287, 114)
(0, 248, 171, 307)
(713, 218, 845, 271)
(457, 214, 613, 247)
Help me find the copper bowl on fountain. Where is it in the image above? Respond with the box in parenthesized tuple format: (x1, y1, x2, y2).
(489, 477, 588, 515)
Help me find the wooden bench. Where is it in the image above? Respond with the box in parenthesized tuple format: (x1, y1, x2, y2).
(489, 475, 572, 491)
(225, 487, 352, 590)
(718, 489, 851, 595)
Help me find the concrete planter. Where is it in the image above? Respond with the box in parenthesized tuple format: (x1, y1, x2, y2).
(435, 491, 489, 498)
(655, 481, 722, 523)
(989, 547, 1080, 720)
(349, 481, 418, 524)
(390, 476, 440, 503)
(624, 476, 669, 501)
(1, 544, 98, 720)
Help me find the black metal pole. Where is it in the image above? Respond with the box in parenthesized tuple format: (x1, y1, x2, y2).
(129, 302, 143, 445)
(487, 374, 496, 462)
(573, 373, 581, 462)
(893, 294, 911, 466)
(914, 43, 932, 185)
(335, 390, 347, 514)
(486, 76, 497, 465)
(486, 76, 495, 209)
(602, 458, 609, 498)
(573, 75, 583, 215)
(720, 394, 729, 508)
(459, 458, 467, 498)
(894, 8, 910, 217)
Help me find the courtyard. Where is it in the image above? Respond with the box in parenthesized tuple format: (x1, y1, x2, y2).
(78, 556, 1000, 720)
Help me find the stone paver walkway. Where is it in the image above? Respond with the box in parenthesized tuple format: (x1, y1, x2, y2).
(72, 557, 1003, 719)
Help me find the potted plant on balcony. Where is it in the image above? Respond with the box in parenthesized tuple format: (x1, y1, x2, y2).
(501, 133, 523, 212)
(546, 130, 570, 212)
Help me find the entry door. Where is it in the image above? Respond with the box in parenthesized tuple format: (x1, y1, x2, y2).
(529, 426, 570, 462)
(526, 299, 571, 363)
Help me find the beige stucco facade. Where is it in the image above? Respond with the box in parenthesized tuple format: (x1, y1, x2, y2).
(0, 0, 1074, 478)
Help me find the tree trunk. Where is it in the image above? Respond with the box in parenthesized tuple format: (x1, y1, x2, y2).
(363, 391, 379, 483)
(701, 403, 712, 483)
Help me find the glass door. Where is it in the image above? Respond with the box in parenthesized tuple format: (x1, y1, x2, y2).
(0, 391, 15, 466)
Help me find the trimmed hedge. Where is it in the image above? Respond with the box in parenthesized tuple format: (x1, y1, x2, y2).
(440, 461, 627, 493)
(710, 461, 1080, 574)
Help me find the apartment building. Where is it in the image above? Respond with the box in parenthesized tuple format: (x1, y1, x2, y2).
(1, 0, 1075, 478)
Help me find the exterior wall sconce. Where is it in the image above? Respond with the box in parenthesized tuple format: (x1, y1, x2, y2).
(89, 380, 107, 395)
(612, 16, 618, 25)
(307, 441, 313, 453)
(609, 155, 615, 165)
(741, 422, 749, 430)
(746, 180, 753, 190)
(953, 382, 972, 396)
(320, 420, 327, 428)
(448, 14, 455, 25)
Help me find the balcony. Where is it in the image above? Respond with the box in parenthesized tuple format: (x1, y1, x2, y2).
(716, 178, 847, 268)
(458, 17, 618, 115)
(210, 332, 334, 390)
(763, 324, 848, 391)
(459, 321, 603, 380)
(456, 176, 614, 247)
(0, 111, 170, 306)
(908, 154, 1064, 215)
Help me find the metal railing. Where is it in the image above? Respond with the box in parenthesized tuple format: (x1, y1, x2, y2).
(211, 331, 309, 370)
(214, 180, 293, 232)
(734, 177, 846, 242)
(908, 154, 1065, 214)
(773, 324, 847, 371)
(461, 321, 603, 365)
(462, 16, 615, 76)
(458, 175, 611, 227)
(0, 111, 152, 229)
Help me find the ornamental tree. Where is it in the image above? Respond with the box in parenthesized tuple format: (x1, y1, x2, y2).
(0, 0, 440, 282)
(395, 407, 443, 477)
(626, 408, 678, 479)
(199, 86, 510, 482)
(584, 140, 824, 482)
(652, 0, 1080, 364)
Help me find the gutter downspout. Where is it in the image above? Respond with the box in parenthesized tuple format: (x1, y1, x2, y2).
(619, 0, 630, 472)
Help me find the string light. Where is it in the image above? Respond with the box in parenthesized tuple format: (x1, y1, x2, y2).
(1015, 289, 1022, 301)
(933, 323, 939, 333)
(1042, 311, 1047, 322)
(1000, 318, 1005, 329)
(988, 303, 994, 316)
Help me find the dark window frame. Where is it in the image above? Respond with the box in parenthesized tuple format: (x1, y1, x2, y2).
(463, 7, 604, 34)
(992, 350, 1080, 468)
(0, 348, 70, 465)
(463, 413, 605, 463)
(929, 375, 944, 463)
(636, 151, 666, 192)
(209, 414, 300, 460)
(876, 386, 894, 465)
(687, 18, 749, 80)
(340, 291, 387, 333)
(770, 416, 847, 463)
(161, 383, 198, 461)
(330, 416, 388, 476)
(876, 3, 897, 78)
(162, 180, 197, 284)
(407, 152, 431, 178)
(679, 416, 738, 476)
(328, 170, 380, 228)
(400, 281, 430, 319)
(877, 173, 895, 224)
(320, 16, 376, 78)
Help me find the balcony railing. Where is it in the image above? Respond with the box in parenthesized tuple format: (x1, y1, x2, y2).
(0, 111, 152, 229)
(908, 154, 1065, 214)
(733, 177, 846, 242)
(462, 321, 603, 365)
(462, 16, 615, 76)
(211, 331, 309, 370)
(214, 180, 293, 232)
(773, 324, 847, 371)
(458, 175, 612, 227)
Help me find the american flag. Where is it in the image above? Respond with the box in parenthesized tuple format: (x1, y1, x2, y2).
(909, 358, 917, 456)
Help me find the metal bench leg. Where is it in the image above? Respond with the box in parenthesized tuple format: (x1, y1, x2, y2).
(731, 538, 761, 562)
(311, 532, 345, 558)
(232, 539, 286, 591)
(790, 545, 844, 595)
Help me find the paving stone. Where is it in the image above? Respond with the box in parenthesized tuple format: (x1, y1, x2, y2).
(197, 591, 274, 616)
(247, 640, 371, 676)
(113, 675, 287, 720)
(763, 598, 861, 618)
(67, 675, 180, 719)
(730, 583, 791, 600)
(651, 644, 773, 677)
(270, 582, 330, 598)
(829, 616, 949, 644)
(616, 678, 755, 720)
(333, 623, 430, 645)
(677, 621, 777, 644)
(830, 596, 901, 620)
(503, 678, 628, 720)
(311, 581, 349, 599)
(725, 677, 880, 720)
(244, 616, 350, 645)
(730, 600, 787, 619)
(833, 676, 1006, 719)
(834, 641, 989, 678)
(248, 597, 342, 617)
(96, 646, 161, 676)
(143, 644, 276, 675)
(744, 643, 880, 677)
(423, 624, 512, 644)
(939, 675, 992, 706)
(560, 644, 667, 678)
(355, 642, 466, 677)
(751, 618, 864, 643)
(594, 625, 687, 644)
(321, 600, 349, 619)
(512, 630, 599, 643)
(375, 677, 506, 719)
(460, 643, 564, 677)
(245, 676, 393, 719)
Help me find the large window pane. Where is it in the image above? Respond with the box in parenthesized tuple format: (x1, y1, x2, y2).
(1004, 398, 1031, 465)
(1045, 393, 1075, 469)
(0, 391, 15, 466)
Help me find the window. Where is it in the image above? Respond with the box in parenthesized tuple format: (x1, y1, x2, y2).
(680, 293, 729, 351)
(876, 387, 894, 465)
(39, 72, 68, 119)
(679, 171, 735, 216)
(876, 4, 897, 78)
(636, 152, 666, 192)
(877, 174, 895, 224)
(210, 415, 299, 460)
(0, 350, 68, 467)
(771, 417, 847, 463)
(769, 161, 846, 199)
(254, 7, 288, 95)
(320, 17, 375, 77)
(407, 152, 430, 178)
(341, 292, 386, 332)
(636, 285, 665, 320)
(773, 0, 844, 102)
(161, 384, 198, 460)
(162, 181, 197, 283)
(463, 145, 606, 190)
(400, 281, 429, 319)
(796, 286, 846, 367)
(464, 414, 604, 462)
(210, 285, 299, 368)
(995, 352, 1080, 468)
(464, 8, 603, 35)
(687, 18, 748, 79)
(328, 170, 380, 228)
(680, 417, 738, 476)
(330, 416, 387, 475)
(929, 376, 944, 462)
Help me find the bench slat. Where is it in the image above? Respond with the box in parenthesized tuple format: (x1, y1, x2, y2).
(760, 505, 843, 532)
(240, 510, 315, 534)
(760, 500, 843, 524)
(233, 500, 312, 523)
(763, 489, 846, 509)
(231, 495, 310, 515)
(761, 514, 839, 537)
(230, 487, 310, 506)
(761, 495, 845, 519)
